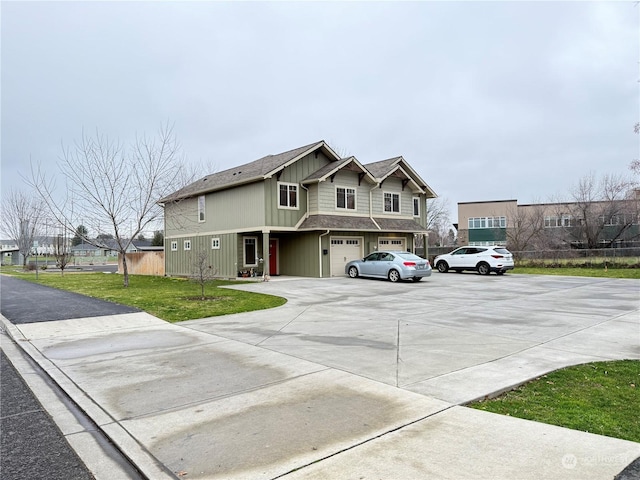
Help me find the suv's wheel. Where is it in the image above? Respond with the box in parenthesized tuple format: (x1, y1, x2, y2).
(348, 266, 359, 278)
(477, 262, 491, 275)
(388, 269, 400, 282)
(436, 261, 449, 273)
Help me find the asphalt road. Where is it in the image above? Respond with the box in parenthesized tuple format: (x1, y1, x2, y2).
(0, 275, 145, 480)
(0, 347, 95, 480)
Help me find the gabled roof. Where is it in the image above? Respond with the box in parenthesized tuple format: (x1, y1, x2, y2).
(160, 141, 341, 202)
(301, 156, 377, 185)
(365, 156, 437, 198)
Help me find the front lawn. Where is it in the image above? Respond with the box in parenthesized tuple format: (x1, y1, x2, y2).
(513, 267, 640, 279)
(469, 360, 640, 442)
(0, 267, 286, 322)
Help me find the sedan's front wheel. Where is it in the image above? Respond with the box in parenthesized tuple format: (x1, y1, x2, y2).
(348, 266, 359, 278)
(388, 269, 401, 283)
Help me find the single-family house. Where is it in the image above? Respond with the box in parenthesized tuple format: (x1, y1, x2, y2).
(160, 141, 437, 278)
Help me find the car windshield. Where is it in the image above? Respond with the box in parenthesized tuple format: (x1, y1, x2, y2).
(395, 252, 423, 261)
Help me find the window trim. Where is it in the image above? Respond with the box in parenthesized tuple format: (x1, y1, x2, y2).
(413, 197, 420, 217)
(184, 240, 191, 251)
(277, 182, 299, 210)
(198, 195, 205, 223)
(383, 192, 401, 214)
(211, 238, 220, 249)
(336, 186, 357, 210)
(243, 236, 258, 267)
(170, 241, 178, 252)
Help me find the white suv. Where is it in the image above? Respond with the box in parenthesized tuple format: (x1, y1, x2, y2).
(434, 246, 514, 275)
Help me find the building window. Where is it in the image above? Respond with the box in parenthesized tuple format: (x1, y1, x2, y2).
(184, 240, 191, 251)
(278, 182, 298, 209)
(198, 195, 205, 222)
(336, 187, 356, 210)
(384, 192, 400, 213)
(468, 216, 506, 229)
(545, 215, 572, 228)
(211, 238, 220, 249)
(170, 241, 178, 251)
(243, 237, 257, 266)
(413, 197, 420, 217)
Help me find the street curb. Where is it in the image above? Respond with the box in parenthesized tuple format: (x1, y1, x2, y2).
(0, 314, 176, 480)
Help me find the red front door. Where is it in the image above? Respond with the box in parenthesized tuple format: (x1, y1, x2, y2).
(269, 239, 278, 275)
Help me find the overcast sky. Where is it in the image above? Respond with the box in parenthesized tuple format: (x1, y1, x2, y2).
(2, 1, 638, 228)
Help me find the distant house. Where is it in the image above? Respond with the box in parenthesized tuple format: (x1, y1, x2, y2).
(160, 141, 437, 278)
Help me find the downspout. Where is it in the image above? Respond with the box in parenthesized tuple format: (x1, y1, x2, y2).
(370, 184, 381, 232)
(319, 229, 330, 278)
(300, 184, 310, 220)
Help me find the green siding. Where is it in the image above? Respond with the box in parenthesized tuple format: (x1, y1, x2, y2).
(278, 233, 320, 277)
(265, 151, 334, 227)
(468, 228, 507, 243)
(165, 233, 238, 278)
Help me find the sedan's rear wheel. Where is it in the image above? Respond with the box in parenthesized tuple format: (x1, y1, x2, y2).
(436, 261, 449, 273)
(477, 262, 491, 275)
(388, 269, 400, 283)
(348, 266, 359, 278)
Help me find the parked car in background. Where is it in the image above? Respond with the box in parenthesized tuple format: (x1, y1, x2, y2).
(345, 251, 432, 282)
(434, 246, 514, 275)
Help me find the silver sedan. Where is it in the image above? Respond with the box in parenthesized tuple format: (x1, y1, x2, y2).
(345, 251, 432, 283)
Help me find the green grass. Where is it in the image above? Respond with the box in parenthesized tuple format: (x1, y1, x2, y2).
(469, 360, 640, 442)
(513, 267, 640, 279)
(0, 267, 286, 322)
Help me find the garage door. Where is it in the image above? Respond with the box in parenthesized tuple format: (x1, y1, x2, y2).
(330, 238, 362, 277)
(378, 237, 406, 251)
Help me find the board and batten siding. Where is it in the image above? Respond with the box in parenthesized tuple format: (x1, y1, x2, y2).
(264, 151, 334, 228)
(278, 232, 321, 277)
(165, 233, 238, 278)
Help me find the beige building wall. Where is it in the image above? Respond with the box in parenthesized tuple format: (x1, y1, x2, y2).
(457, 200, 516, 245)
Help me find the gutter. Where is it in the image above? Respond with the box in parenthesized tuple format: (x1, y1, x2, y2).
(369, 183, 382, 230)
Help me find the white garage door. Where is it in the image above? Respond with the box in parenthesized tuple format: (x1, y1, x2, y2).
(378, 237, 406, 251)
(330, 237, 362, 277)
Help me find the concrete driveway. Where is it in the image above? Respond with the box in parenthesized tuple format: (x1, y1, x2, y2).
(3, 273, 639, 479)
(186, 272, 640, 404)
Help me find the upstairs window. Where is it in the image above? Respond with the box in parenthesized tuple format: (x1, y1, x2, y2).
(170, 241, 178, 251)
(278, 182, 298, 209)
(198, 195, 205, 222)
(413, 197, 420, 217)
(184, 240, 191, 251)
(384, 192, 400, 213)
(336, 187, 356, 210)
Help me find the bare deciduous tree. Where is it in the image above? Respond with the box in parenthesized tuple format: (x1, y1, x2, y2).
(191, 250, 217, 300)
(52, 230, 72, 275)
(504, 202, 547, 252)
(426, 197, 452, 246)
(0, 189, 45, 268)
(28, 123, 186, 287)
(564, 172, 636, 248)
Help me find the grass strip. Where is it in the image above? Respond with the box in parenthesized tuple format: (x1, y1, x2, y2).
(0, 268, 286, 323)
(469, 360, 640, 442)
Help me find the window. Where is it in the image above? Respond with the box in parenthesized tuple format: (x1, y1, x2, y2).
(468, 216, 506, 229)
(243, 237, 257, 266)
(184, 240, 191, 251)
(384, 192, 400, 213)
(413, 197, 420, 217)
(278, 182, 298, 209)
(545, 215, 571, 228)
(170, 241, 178, 251)
(211, 238, 220, 249)
(197, 195, 205, 222)
(336, 187, 356, 210)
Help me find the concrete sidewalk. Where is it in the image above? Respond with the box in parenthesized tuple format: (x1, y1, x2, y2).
(2, 273, 639, 479)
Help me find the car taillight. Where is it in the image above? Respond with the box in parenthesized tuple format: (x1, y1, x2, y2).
(491, 255, 504, 259)
(403, 261, 416, 267)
